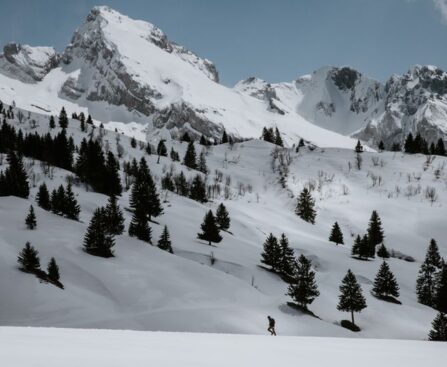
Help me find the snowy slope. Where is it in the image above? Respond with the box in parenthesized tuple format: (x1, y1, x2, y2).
(0, 109, 445, 339)
(1, 327, 446, 367)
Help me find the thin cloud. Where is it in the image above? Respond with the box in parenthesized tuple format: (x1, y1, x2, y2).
(433, 0, 447, 22)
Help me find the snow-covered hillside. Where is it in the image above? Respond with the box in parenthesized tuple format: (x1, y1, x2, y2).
(1, 327, 446, 367)
(0, 107, 445, 340)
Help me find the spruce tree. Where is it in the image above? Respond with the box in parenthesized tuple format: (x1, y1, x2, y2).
(170, 148, 179, 161)
(295, 188, 316, 224)
(351, 235, 361, 258)
(58, 107, 68, 129)
(189, 174, 207, 203)
(274, 127, 284, 147)
(416, 262, 437, 307)
(83, 208, 115, 257)
(372, 261, 400, 298)
(434, 262, 447, 313)
(157, 225, 173, 254)
(426, 239, 442, 269)
(221, 129, 228, 144)
(337, 269, 367, 325)
(378, 141, 385, 151)
(157, 140, 167, 157)
(279, 233, 295, 276)
(1, 151, 29, 198)
(360, 234, 374, 259)
(17, 242, 40, 272)
(130, 137, 137, 148)
(36, 183, 51, 211)
(64, 183, 80, 220)
(128, 205, 152, 243)
(260, 233, 281, 272)
(329, 222, 344, 245)
(367, 210, 384, 247)
(175, 171, 189, 196)
(198, 150, 208, 174)
(49, 115, 56, 129)
(104, 195, 125, 236)
(404, 133, 414, 153)
(287, 254, 319, 309)
(215, 203, 230, 231)
(197, 210, 222, 245)
(181, 132, 191, 142)
(199, 135, 208, 146)
(25, 205, 37, 229)
(105, 151, 122, 196)
(435, 138, 446, 156)
(355, 140, 364, 153)
(183, 141, 197, 169)
(376, 243, 390, 259)
(47, 257, 60, 282)
(428, 312, 447, 341)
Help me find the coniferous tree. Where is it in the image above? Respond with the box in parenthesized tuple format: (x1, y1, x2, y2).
(50, 185, 65, 215)
(174, 171, 189, 196)
(215, 203, 230, 231)
(198, 150, 208, 174)
(157, 140, 168, 157)
(49, 115, 56, 129)
(104, 195, 125, 236)
(287, 254, 319, 309)
(376, 243, 390, 259)
(367, 210, 384, 248)
(434, 262, 447, 313)
(128, 205, 152, 243)
(355, 140, 364, 153)
(170, 148, 180, 161)
(274, 127, 284, 147)
(0, 151, 29, 198)
(295, 188, 316, 224)
(199, 135, 208, 146)
(157, 225, 173, 254)
(428, 312, 447, 341)
(189, 174, 207, 203)
(351, 235, 362, 258)
(262, 127, 275, 143)
(83, 208, 115, 257)
(404, 133, 415, 153)
(361, 234, 374, 259)
(64, 183, 80, 220)
(435, 138, 446, 156)
(25, 205, 37, 229)
(416, 242, 440, 307)
(181, 132, 191, 142)
(197, 210, 222, 245)
(86, 114, 93, 125)
(337, 269, 367, 325)
(329, 222, 344, 245)
(105, 151, 122, 196)
(372, 261, 400, 298)
(221, 129, 228, 144)
(130, 137, 137, 148)
(47, 257, 60, 282)
(378, 141, 385, 151)
(58, 107, 68, 129)
(279, 233, 295, 276)
(79, 112, 86, 132)
(17, 242, 40, 272)
(36, 183, 51, 211)
(183, 141, 197, 169)
(260, 233, 281, 271)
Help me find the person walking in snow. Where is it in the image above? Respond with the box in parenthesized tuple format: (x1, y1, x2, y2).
(267, 316, 276, 336)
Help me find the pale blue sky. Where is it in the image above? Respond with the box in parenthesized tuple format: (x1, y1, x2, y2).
(0, 0, 446, 85)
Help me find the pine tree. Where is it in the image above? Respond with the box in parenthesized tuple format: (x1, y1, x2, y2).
(260, 233, 281, 271)
(355, 140, 364, 153)
(376, 243, 390, 259)
(197, 210, 222, 245)
(287, 254, 320, 309)
(367, 210, 384, 247)
(198, 150, 208, 174)
(279, 233, 295, 276)
(221, 129, 228, 144)
(329, 222, 344, 245)
(83, 208, 115, 257)
(25, 205, 37, 230)
(49, 115, 56, 129)
(58, 107, 68, 129)
(295, 188, 316, 224)
(274, 127, 284, 147)
(128, 205, 152, 243)
(189, 174, 207, 203)
(104, 195, 125, 236)
(17, 242, 40, 272)
(36, 183, 51, 211)
(157, 140, 168, 156)
(158, 225, 173, 254)
(428, 312, 447, 341)
(372, 261, 400, 298)
(434, 262, 447, 313)
(337, 269, 367, 325)
(183, 141, 197, 169)
(47, 257, 60, 282)
(215, 203, 230, 231)
(64, 183, 80, 220)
